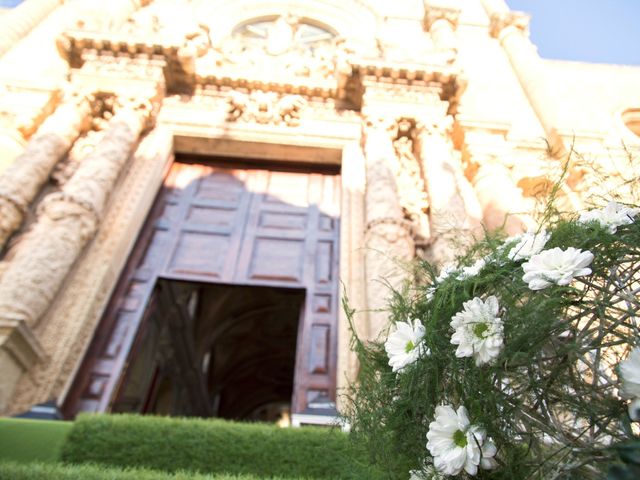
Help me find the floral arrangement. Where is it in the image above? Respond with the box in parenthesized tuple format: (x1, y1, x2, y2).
(345, 202, 640, 479)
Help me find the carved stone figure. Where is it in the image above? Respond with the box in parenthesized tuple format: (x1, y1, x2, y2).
(277, 95, 306, 126)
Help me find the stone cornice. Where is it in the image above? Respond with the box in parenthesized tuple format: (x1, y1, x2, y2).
(424, 5, 461, 31)
(489, 11, 530, 39)
(59, 29, 466, 110)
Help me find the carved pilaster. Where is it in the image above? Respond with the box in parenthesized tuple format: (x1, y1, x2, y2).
(0, 93, 92, 250)
(362, 115, 414, 339)
(417, 116, 481, 264)
(0, 97, 151, 330)
(483, 4, 569, 165)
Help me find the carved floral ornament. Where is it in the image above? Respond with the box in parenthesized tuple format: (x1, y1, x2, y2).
(226, 90, 307, 126)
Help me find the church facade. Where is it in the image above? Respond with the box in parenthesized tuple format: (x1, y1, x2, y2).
(0, 0, 639, 423)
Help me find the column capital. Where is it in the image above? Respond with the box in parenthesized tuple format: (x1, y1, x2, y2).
(489, 11, 530, 39)
(424, 5, 461, 31)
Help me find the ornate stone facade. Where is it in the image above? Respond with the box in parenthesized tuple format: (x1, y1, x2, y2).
(0, 0, 639, 418)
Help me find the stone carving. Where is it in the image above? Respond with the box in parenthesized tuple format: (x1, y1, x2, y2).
(0, 100, 151, 329)
(8, 128, 173, 416)
(206, 15, 356, 83)
(51, 129, 106, 186)
(361, 114, 415, 338)
(0, 93, 92, 251)
(177, 23, 213, 76)
(226, 91, 307, 126)
(424, 5, 461, 31)
(489, 11, 530, 39)
(392, 119, 431, 244)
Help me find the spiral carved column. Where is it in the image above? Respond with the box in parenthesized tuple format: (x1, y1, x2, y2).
(0, 94, 92, 250)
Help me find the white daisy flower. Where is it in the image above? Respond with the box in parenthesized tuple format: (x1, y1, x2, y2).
(578, 201, 639, 233)
(522, 247, 594, 290)
(507, 230, 550, 261)
(385, 318, 429, 373)
(426, 405, 498, 476)
(450, 296, 504, 366)
(619, 347, 640, 399)
(457, 257, 487, 280)
(437, 263, 458, 282)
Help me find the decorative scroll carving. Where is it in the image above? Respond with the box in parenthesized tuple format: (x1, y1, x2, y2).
(226, 91, 307, 126)
(424, 5, 461, 31)
(489, 11, 530, 38)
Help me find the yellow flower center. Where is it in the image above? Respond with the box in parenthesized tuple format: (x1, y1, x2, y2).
(473, 322, 489, 339)
(405, 340, 415, 353)
(453, 429, 468, 448)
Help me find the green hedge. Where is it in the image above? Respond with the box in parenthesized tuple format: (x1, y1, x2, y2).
(0, 418, 72, 464)
(0, 461, 301, 480)
(61, 415, 381, 480)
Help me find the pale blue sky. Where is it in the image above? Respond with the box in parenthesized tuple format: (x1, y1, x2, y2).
(507, 0, 640, 65)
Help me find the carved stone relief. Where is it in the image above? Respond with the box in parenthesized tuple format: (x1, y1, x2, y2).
(392, 119, 431, 246)
(226, 91, 307, 126)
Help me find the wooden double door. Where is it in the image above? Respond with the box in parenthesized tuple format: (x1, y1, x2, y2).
(63, 158, 341, 418)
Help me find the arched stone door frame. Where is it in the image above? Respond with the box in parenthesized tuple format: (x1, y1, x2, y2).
(51, 128, 365, 419)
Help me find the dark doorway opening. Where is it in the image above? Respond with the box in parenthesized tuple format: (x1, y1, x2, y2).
(111, 279, 305, 423)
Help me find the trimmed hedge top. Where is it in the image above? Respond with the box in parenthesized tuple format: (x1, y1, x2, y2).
(61, 414, 382, 480)
(0, 418, 72, 464)
(0, 461, 302, 480)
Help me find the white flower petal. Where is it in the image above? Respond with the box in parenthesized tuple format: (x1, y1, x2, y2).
(578, 201, 639, 233)
(620, 348, 640, 399)
(521, 247, 594, 290)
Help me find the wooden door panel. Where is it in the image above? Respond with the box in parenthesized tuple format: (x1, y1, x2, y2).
(65, 160, 340, 417)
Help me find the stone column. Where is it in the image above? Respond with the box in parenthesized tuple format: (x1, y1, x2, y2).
(0, 0, 62, 58)
(417, 117, 482, 264)
(0, 94, 92, 250)
(473, 163, 533, 235)
(424, 3, 460, 60)
(362, 116, 414, 339)
(481, 0, 565, 158)
(464, 131, 534, 235)
(0, 98, 151, 329)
